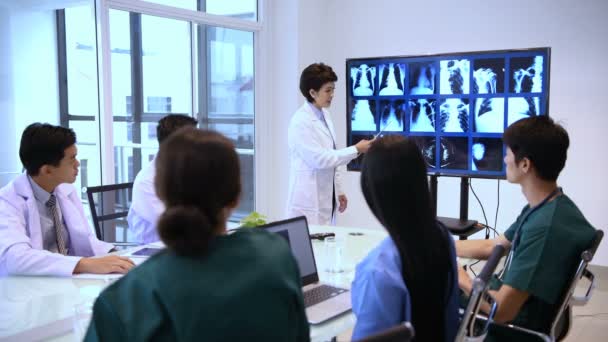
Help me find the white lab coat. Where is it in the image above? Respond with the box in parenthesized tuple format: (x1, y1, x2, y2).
(286, 102, 358, 225)
(0, 174, 113, 276)
(127, 157, 164, 244)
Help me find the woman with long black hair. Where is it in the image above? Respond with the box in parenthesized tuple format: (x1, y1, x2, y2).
(351, 135, 459, 341)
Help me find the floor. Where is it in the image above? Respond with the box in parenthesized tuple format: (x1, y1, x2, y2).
(335, 264, 608, 341)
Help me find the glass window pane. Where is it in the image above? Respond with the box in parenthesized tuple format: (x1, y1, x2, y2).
(206, 0, 257, 21)
(142, 0, 257, 21)
(110, 9, 132, 118)
(65, 3, 102, 205)
(205, 26, 255, 216)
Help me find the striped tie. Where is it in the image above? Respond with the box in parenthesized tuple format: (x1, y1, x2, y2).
(46, 194, 68, 255)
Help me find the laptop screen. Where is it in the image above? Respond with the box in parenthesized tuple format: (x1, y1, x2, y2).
(259, 216, 319, 285)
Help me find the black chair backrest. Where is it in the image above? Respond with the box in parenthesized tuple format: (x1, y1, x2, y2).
(85, 182, 133, 241)
(549, 229, 604, 340)
(357, 322, 415, 342)
(455, 244, 506, 342)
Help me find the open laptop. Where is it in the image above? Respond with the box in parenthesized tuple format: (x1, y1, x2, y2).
(259, 216, 351, 324)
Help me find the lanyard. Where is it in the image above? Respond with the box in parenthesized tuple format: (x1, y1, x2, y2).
(500, 187, 562, 277)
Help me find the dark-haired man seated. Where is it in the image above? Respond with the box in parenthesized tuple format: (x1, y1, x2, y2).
(127, 114, 197, 244)
(0, 123, 134, 276)
(456, 116, 595, 340)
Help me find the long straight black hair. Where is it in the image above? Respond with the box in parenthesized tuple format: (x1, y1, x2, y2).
(360, 135, 454, 341)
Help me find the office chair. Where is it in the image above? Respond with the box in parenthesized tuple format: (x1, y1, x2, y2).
(455, 244, 505, 342)
(490, 229, 604, 342)
(85, 182, 137, 246)
(356, 322, 415, 342)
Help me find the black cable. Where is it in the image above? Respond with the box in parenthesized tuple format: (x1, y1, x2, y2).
(494, 180, 500, 238)
(469, 180, 489, 239)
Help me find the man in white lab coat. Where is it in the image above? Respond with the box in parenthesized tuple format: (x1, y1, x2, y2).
(0, 123, 134, 276)
(287, 63, 373, 225)
(128, 114, 197, 244)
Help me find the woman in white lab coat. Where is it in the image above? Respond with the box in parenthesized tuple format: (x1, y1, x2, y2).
(287, 63, 372, 225)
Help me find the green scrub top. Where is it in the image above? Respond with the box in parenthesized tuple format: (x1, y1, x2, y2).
(85, 229, 310, 342)
(488, 194, 595, 341)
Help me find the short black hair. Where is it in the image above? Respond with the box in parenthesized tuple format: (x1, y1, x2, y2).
(19, 123, 77, 176)
(156, 114, 197, 144)
(503, 116, 569, 181)
(299, 63, 338, 103)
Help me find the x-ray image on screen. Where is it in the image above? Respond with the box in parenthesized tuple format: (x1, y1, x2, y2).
(473, 97, 504, 133)
(409, 62, 436, 95)
(411, 136, 436, 169)
(439, 137, 468, 170)
(440, 59, 470, 94)
(379, 100, 405, 131)
(471, 138, 504, 172)
(409, 99, 436, 132)
(378, 63, 405, 96)
(350, 99, 377, 131)
(351, 64, 377, 96)
(511, 56, 544, 93)
(473, 58, 505, 94)
(439, 98, 469, 133)
(508, 97, 540, 125)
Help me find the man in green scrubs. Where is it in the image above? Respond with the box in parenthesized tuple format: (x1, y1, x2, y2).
(456, 116, 595, 340)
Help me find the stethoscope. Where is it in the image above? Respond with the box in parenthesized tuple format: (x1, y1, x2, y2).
(499, 187, 563, 278)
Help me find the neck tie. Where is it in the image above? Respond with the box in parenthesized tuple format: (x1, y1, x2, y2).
(46, 194, 68, 255)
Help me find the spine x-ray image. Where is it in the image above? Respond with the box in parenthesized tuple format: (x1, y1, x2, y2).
(379, 100, 405, 131)
(473, 97, 504, 133)
(508, 97, 539, 125)
(411, 136, 436, 169)
(473, 58, 505, 94)
(409, 99, 436, 132)
(439, 137, 468, 170)
(350, 99, 377, 131)
(471, 138, 503, 172)
(440, 59, 470, 94)
(409, 62, 436, 95)
(511, 56, 543, 93)
(439, 99, 469, 133)
(351, 64, 376, 96)
(378, 63, 405, 96)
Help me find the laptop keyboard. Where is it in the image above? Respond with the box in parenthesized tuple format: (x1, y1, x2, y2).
(304, 285, 347, 308)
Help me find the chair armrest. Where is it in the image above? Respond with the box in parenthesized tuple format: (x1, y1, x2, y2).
(490, 322, 552, 342)
(571, 269, 595, 306)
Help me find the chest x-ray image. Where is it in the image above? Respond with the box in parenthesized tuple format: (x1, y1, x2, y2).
(409, 62, 436, 95)
(350, 99, 377, 131)
(351, 64, 376, 96)
(508, 97, 539, 126)
(471, 138, 504, 172)
(473, 97, 504, 133)
(440, 59, 470, 94)
(439, 137, 468, 170)
(473, 58, 505, 94)
(378, 63, 406, 96)
(409, 99, 436, 132)
(411, 136, 437, 169)
(511, 56, 544, 93)
(439, 98, 469, 133)
(379, 100, 405, 131)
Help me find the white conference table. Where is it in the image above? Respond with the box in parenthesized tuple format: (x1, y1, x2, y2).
(0, 225, 387, 342)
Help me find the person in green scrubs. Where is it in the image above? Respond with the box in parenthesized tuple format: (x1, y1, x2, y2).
(456, 116, 595, 340)
(85, 128, 309, 342)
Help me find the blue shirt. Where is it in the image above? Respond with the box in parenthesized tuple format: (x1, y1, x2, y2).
(351, 236, 459, 341)
(28, 176, 72, 254)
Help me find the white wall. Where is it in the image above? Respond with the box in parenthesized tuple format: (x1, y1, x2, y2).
(0, 7, 60, 186)
(266, 0, 608, 265)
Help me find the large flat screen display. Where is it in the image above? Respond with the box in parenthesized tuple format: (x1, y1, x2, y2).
(346, 48, 550, 178)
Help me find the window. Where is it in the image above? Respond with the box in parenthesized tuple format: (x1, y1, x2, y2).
(142, 0, 258, 21)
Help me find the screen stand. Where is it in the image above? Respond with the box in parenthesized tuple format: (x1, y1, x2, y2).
(430, 175, 478, 240)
